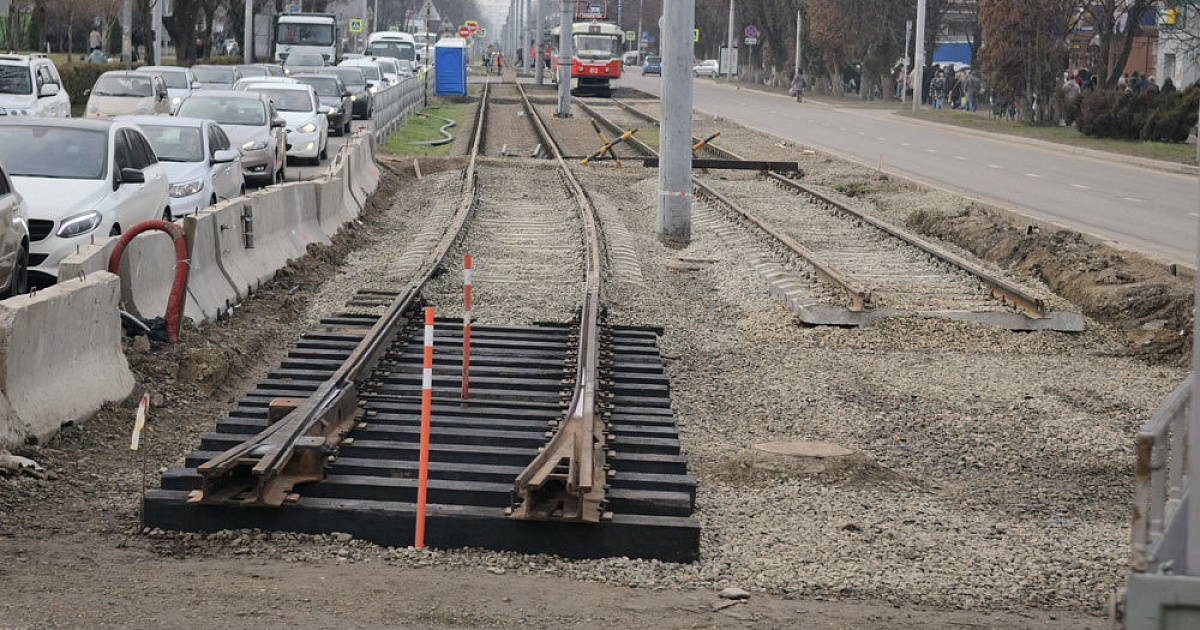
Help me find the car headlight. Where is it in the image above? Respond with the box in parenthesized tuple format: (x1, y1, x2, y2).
(350, 94, 357, 101)
(242, 138, 269, 151)
(56, 210, 103, 238)
(169, 179, 204, 198)
(369, 86, 379, 94)
(325, 106, 338, 115)
(171, 96, 182, 106)
(298, 122, 317, 134)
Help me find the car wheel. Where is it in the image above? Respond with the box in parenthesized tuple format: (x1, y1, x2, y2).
(2, 245, 28, 298)
(344, 120, 351, 134)
(320, 143, 328, 161)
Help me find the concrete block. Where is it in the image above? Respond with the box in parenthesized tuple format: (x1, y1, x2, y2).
(209, 198, 264, 300)
(112, 229, 202, 323)
(316, 174, 352, 238)
(275, 180, 331, 252)
(183, 211, 239, 322)
(58, 236, 117, 280)
(0, 272, 134, 448)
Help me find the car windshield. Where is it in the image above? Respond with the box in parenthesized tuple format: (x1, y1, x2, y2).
(366, 41, 415, 61)
(0, 65, 32, 95)
(150, 71, 189, 89)
(397, 60, 414, 72)
(332, 69, 365, 88)
(252, 89, 312, 112)
(192, 67, 234, 83)
(296, 77, 340, 97)
(377, 60, 397, 75)
(646, 56, 660, 64)
(277, 24, 334, 46)
(138, 124, 204, 162)
(574, 35, 618, 54)
(351, 65, 382, 81)
(238, 66, 268, 77)
(93, 74, 153, 97)
(0, 127, 107, 179)
(177, 96, 266, 126)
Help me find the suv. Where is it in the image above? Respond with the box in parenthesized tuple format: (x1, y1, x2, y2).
(0, 53, 70, 117)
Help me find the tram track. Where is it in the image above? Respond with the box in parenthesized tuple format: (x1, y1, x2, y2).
(578, 97, 1084, 332)
(143, 80, 699, 560)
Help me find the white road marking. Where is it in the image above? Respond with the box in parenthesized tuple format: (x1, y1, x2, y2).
(925, 148, 937, 153)
(987, 164, 1002, 169)
(1191, 212, 1200, 218)
(808, 120, 816, 123)
(1026, 173, 1043, 178)
(856, 131, 866, 136)
(955, 155, 968, 161)
(877, 137, 887, 141)
(901, 142, 911, 147)
(1123, 197, 1146, 203)
(1071, 184, 1089, 190)
(838, 127, 847, 131)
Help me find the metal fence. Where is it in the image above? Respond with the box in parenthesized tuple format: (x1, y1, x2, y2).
(370, 75, 427, 146)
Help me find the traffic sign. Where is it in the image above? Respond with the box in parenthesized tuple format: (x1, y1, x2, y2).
(693, 28, 699, 42)
(458, 26, 470, 38)
(465, 20, 479, 33)
(625, 30, 636, 42)
(420, 0, 440, 21)
(389, 25, 400, 31)
(349, 18, 364, 33)
(286, 4, 301, 13)
(744, 25, 758, 38)
(744, 36, 757, 45)
(479, 27, 487, 37)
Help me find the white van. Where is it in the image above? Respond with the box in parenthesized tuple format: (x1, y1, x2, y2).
(365, 31, 417, 64)
(0, 54, 70, 117)
(275, 13, 341, 65)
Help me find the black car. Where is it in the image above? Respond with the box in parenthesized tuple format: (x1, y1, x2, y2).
(314, 67, 372, 119)
(292, 73, 353, 135)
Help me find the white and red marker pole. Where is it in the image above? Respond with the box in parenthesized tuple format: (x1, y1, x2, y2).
(462, 255, 472, 405)
(415, 306, 435, 549)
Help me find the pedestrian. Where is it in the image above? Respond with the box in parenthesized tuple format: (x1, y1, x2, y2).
(965, 71, 982, 112)
(1118, 73, 1129, 90)
(1162, 77, 1177, 95)
(495, 52, 504, 76)
(931, 72, 946, 109)
(789, 71, 805, 103)
(1063, 72, 1080, 104)
(1130, 71, 1142, 92)
(948, 71, 963, 109)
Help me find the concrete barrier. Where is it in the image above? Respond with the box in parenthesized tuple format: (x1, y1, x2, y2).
(316, 173, 351, 239)
(274, 180, 331, 252)
(0, 272, 134, 449)
(337, 150, 363, 218)
(209, 197, 263, 300)
(59, 236, 117, 279)
(183, 211, 239, 322)
(113, 228, 203, 323)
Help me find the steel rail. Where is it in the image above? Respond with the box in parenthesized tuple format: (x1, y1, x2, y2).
(193, 80, 493, 507)
(509, 82, 608, 523)
(577, 98, 870, 311)
(602, 99, 1049, 318)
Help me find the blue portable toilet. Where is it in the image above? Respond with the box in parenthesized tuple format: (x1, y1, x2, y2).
(435, 39, 468, 96)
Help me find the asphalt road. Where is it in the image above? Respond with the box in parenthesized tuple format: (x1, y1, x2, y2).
(284, 119, 374, 183)
(622, 73, 1200, 264)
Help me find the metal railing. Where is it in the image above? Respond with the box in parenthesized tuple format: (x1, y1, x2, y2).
(1130, 375, 1193, 575)
(370, 74, 427, 145)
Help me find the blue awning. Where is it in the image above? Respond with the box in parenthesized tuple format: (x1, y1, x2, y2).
(932, 42, 972, 65)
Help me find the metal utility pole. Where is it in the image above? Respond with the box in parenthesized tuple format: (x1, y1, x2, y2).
(423, 2, 430, 106)
(154, 0, 164, 64)
(656, 0, 693, 246)
(637, 0, 644, 54)
(794, 10, 801, 80)
(244, 0, 254, 63)
(122, 0, 133, 69)
(617, 0, 623, 35)
(912, 0, 926, 112)
(724, 0, 733, 81)
(374, 0, 380, 32)
(556, 0, 572, 117)
(535, 0, 545, 84)
(1192, 197, 1200, 577)
(901, 20, 911, 102)
(519, 0, 526, 73)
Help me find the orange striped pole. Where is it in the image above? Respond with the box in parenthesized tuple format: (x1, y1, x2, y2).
(462, 255, 472, 405)
(415, 306, 435, 549)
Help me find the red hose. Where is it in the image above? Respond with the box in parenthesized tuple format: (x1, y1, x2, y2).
(108, 220, 190, 344)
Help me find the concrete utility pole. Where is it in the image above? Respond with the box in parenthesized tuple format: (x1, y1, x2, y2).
(244, 0, 254, 63)
(912, 0, 926, 112)
(793, 10, 801, 80)
(724, 0, 733, 81)
(524, 0, 532, 72)
(535, 0, 545, 84)
(154, 0, 164, 65)
(901, 20, 911, 102)
(656, 0, 693, 246)
(121, 0, 133, 69)
(556, 0, 572, 117)
(637, 0, 644, 53)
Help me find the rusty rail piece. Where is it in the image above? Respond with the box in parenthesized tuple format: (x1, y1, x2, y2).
(578, 99, 869, 311)
(602, 99, 1049, 319)
(510, 82, 609, 523)
(766, 172, 1048, 318)
(191, 80, 493, 507)
(1130, 376, 1192, 573)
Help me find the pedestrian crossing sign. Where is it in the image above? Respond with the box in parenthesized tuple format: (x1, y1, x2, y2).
(626, 30, 636, 42)
(350, 18, 364, 33)
(693, 29, 699, 42)
(479, 27, 487, 37)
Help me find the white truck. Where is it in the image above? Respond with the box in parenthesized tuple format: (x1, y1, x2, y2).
(275, 13, 341, 65)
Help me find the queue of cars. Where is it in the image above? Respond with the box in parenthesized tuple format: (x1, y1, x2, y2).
(0, 50, 405, 292)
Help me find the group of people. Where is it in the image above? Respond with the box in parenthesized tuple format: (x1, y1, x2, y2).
(482, 46, 504, 75)
(926, 66, 983, 111)
(1063, 68, 1178, 103)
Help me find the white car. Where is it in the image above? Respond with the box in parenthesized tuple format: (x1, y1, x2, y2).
(0, 53, 70, 117)
(244, 83, 328, 165)
(693, 59, 719, 78)
(0, 119, 170, 284)
(373, 58, 401, 85)
(175, 91, 288, 186)
(338, 58, 386, 94)
(86, 71, 171, 118)
(232, 76, 298, 91)
(139, 65, 199, 113)
(117, 116, 245, 218)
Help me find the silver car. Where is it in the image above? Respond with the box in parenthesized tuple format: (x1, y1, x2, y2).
(693, 59, 719, 78)
(85, 71, 170, 118)
(175, 91, 288, 186)
(0, 161, 29, 297)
